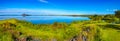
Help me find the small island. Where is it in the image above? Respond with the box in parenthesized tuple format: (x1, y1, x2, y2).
(22, 13, 30, 17)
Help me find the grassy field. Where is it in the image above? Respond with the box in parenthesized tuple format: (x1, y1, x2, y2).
(0, 17, 120, 41)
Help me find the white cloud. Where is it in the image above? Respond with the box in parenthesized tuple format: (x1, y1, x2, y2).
(106, 9, 118, 12)
(0, 8, 84, 15)
(39, 0, 48, 3)
(0, 8, 107, 15)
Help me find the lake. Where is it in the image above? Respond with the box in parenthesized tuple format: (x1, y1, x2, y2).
(0, 16, 89, 24)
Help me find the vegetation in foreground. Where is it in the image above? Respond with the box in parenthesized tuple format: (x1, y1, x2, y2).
(0, 11, 120, 41)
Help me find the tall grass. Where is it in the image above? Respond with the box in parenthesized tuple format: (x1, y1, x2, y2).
(0, 18, 120, 41)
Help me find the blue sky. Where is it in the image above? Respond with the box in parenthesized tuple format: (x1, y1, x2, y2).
(0, 0, 120, 15)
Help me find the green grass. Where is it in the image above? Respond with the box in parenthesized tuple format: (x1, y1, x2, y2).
(101, 28, 120, 41)
(0, 18, 120, 41)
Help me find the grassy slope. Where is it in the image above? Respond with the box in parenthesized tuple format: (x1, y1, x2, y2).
(101, 28, 120, 41)
(0, 19, 120, 41)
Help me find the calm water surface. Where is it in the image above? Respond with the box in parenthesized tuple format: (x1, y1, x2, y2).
(0, 16, 89, 24)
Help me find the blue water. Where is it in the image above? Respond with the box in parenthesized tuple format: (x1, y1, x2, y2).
(0, 16, 89, 24)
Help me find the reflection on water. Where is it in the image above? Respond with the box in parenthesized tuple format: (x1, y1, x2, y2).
(0, 16, 89, 24)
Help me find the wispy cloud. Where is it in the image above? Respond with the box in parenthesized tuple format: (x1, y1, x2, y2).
(39, 0, 48, 3)
(106, 9, 118, 12)
(0, 8, 112, 15)
(0, 8, 84, 15)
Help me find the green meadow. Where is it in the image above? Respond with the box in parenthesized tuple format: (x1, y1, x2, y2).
(0, 11, 120, 41)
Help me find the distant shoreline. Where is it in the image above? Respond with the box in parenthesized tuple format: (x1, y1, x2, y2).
(0, 15, 105, 17)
